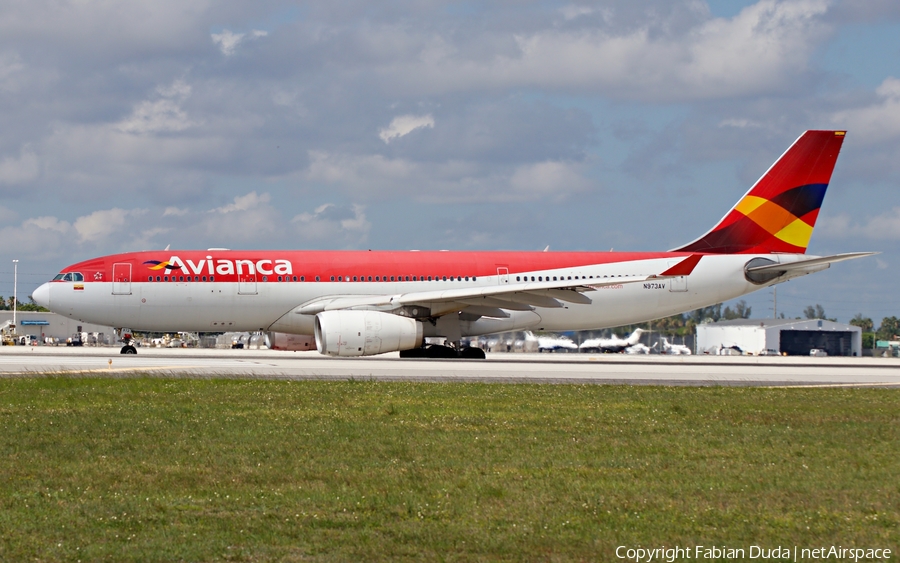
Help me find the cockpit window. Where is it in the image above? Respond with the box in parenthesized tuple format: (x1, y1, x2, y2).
(54, 272, 84, 282)
(53, 274, 65, 281)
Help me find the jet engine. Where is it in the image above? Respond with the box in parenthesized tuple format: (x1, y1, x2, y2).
(314, 310, 424, 357)
(264, 332, 317, 351)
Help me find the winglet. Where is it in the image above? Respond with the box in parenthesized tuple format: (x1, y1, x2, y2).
(658, 254, 702, 277)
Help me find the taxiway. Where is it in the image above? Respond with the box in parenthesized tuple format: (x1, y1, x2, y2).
(1, 347, 899, 387)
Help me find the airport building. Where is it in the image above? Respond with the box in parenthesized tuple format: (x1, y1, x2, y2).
(696, 318, 862, 356)
(0, 311, 115, 345)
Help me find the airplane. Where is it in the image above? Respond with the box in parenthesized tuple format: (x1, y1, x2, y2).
(524, 331, 579, 353)
(624, 343, 651, 355)
(658, 337, 692, 355)
(32, 130, 874, 358)
(579, 328, 644, 353)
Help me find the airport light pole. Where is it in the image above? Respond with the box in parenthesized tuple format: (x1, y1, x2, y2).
(12, 259, 18, 330)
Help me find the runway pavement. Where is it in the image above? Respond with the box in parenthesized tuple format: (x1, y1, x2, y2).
(2, 346, 899, 386)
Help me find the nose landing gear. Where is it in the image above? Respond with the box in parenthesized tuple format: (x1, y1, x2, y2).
(116, 328, 138, 354)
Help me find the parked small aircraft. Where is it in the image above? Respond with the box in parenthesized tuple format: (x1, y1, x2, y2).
(524, 331, 579, 353)
(579, 328, 645, 353)
(658, 337, 692, 355)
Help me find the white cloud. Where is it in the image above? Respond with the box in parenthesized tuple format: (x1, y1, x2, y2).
(0, 216, 74, 262)
(306, 151, 418, 187)
(304, 150, 591, 203)
(818, 208, 900, 240)
(717, 118, 765, 129)
(0, 146, 39, 185)
(73, 208, 146, 243)
(831, 77, 900, 145)
(0, 205, 17, 223)
(379, 114, 435, 143)
(560, 5, 599, 21)
(210, 191, 271, 214)
(508, 161, 591, 200)
(117, 80, 197, 134)
(292, 203, 371, 243)
(377, 0, 830, 102)
(0, 51, 24, 91)
(24, 216, 70, 233)
(211, 29, 268, 56)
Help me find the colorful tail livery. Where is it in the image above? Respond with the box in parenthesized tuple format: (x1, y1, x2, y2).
(674, 130, 845, 254)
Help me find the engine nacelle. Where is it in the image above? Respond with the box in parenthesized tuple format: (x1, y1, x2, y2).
(314, 311, 424, 357)
(264, 332, 317, 351)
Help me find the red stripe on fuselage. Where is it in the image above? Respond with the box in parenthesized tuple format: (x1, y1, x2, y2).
(54, 250, 700, 283)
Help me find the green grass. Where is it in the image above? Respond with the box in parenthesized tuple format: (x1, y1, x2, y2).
(1, 378, 898, 562)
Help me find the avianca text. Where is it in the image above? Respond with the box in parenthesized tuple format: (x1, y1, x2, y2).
(149, 256, 293, 276)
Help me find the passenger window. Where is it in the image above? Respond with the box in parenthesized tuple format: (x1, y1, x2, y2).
(315, 276, 320, 281)
(330, 276, 335, 281)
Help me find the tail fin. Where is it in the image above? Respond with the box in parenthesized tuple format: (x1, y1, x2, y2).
(673, 130, 846, 254)
(626, 328, 644, 346)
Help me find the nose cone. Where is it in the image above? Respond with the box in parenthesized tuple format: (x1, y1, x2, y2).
(33, 283, 51, 309)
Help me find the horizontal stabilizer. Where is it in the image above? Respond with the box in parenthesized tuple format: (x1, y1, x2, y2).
(746, 252, 877, 274)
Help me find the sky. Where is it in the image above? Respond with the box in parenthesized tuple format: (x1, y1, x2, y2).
(1, 0, 899, 325)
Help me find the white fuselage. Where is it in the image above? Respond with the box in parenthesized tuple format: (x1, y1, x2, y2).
(35, 254, 787, 337)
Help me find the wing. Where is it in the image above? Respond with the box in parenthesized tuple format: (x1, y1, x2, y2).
(297, 254, 703, 318)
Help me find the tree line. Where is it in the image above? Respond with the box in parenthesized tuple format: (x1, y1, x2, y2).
(0, 297, 49, 312)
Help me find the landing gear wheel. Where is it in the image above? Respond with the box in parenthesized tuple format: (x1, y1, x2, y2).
(120, 345, 137, 354)
(425, 344, 459, 359)
(399, 347, 428, 358)
(459, 346, 486, 359)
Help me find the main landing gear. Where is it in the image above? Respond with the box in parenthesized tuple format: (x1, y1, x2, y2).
(116, 328, 138, 354)
(399, 344, 486, 359)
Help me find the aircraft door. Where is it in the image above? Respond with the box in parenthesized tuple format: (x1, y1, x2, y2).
(238, 274, 257, 295)
(667, 261, 688, 292)
(112, 263, 132, 295)
(497, 267, 509, 285)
